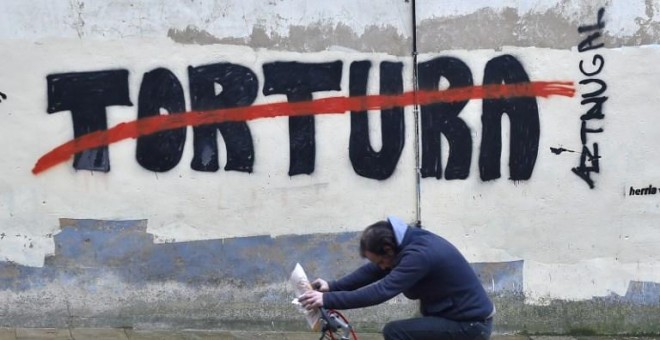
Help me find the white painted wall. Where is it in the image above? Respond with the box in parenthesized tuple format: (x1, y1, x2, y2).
(0, 0, 659, 306)
(0, 40, 417, 266)
(420, 46, 660, 302)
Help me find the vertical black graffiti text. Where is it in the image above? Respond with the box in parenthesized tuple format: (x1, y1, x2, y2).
(573, 7, 606, 189)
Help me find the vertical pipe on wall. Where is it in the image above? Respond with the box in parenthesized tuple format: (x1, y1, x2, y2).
(410, 0, 422, 227)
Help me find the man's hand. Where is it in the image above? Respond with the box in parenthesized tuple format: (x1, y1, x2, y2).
(298, 290, 324, 310)
(311, 278, 329, 292)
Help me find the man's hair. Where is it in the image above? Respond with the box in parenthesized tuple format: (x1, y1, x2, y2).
(359, 220, 397, 257)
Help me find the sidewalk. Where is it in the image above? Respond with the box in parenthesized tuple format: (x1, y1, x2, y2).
(0, 328, 657, 340)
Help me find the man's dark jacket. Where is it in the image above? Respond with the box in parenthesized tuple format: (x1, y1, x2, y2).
(323, 225, 494, 321)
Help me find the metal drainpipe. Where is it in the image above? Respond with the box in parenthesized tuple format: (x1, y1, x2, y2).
(410, 0, 422, 228)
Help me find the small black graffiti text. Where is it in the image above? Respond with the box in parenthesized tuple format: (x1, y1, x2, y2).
(0, 91, 6, 103)
(629, 185, 658, 196)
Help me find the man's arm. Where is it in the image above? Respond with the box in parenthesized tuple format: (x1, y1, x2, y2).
(298, 262, 387, 310)
(323, 249, 429, 310)
(329, 262, 387, 292)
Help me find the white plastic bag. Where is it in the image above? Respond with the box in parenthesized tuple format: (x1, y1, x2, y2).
(289, 263, 321, 330)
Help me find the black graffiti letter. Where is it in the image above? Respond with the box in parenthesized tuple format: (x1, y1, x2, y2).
(578, 7, 605, 33)
(348, 61, 405, 180)
(579, 78, 608, 121)
(47, 70, 132, 172)
(481, 55, 540, 181)
(419, 57, 473, 179)
(263, 61, 342, 176)
(577, 8, 606, 53)
(188, 63, 257, 172)
(572, 143, 599, 189)
(136, 68, 187, 172)
(579, 54, 605, 76)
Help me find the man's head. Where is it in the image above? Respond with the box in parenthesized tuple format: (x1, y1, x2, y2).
(360, 220, 397, 270)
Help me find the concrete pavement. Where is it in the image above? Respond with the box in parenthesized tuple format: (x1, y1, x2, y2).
(0, 328, 657, 340)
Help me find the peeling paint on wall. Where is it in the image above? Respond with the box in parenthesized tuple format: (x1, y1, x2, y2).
(0, 219, 657, 332)
(0, 219, 520, 293)
(167, 23, 410, 55)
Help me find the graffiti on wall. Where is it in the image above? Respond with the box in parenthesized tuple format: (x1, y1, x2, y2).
(0, 91, 6, 103)
(628, 184, 658, 196)
(546, 7, 608, 189)
(570, 7, 607, 189)
(34, 55, 574, 181)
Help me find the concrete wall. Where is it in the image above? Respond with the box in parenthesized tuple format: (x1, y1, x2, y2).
(0, 0, 658, 335)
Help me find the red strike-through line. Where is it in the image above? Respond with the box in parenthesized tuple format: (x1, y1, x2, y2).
(32, 81, 575, 174)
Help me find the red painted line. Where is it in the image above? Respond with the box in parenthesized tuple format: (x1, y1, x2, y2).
(32, 81, 574, 174)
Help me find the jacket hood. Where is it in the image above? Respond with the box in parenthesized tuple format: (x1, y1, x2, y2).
(387, 215, 409, 247)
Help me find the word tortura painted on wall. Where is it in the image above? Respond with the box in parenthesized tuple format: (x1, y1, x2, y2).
(38, 55, 574, 181)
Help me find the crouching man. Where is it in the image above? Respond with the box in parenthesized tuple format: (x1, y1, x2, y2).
(299, 216, 495, 340)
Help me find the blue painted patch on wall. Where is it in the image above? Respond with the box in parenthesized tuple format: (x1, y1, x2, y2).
(0, 219, 656, 308)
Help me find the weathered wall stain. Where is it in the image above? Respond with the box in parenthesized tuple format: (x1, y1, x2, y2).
(168, 23, 410, 55)
(165, 3, 660, 54)
(417, 2, 660, 52)
(167, 26, 225, 45)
